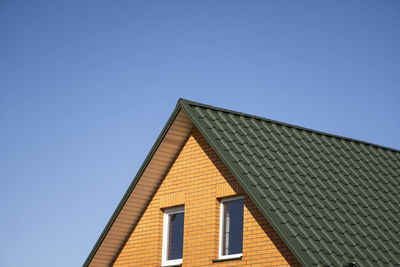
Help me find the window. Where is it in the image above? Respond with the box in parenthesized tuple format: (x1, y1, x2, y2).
(162, 206, 184, 266)
(219, 196, 244, 260)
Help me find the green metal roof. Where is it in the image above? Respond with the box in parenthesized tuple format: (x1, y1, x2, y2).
(180, 99, 400, 266)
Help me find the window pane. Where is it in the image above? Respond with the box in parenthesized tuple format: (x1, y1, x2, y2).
(222, 198, 244, 255)
(168, 212, 184, 260)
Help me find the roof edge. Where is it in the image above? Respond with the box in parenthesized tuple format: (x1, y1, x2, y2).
(83, 104, 184, 267)
(178, 98, 400, 153)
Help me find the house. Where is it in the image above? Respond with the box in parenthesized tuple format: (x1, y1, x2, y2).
(84, 99, 400, 267)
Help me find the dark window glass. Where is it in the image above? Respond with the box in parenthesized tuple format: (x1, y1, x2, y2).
(222, 198, 244, 255)
(168, 212, 184, 260)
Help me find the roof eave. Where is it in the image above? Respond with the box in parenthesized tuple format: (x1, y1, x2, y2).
(83, 101, 190, 266)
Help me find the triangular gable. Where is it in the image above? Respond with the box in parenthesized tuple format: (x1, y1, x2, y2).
(85, 99, 400, 266)
(113, 127, 300, 266)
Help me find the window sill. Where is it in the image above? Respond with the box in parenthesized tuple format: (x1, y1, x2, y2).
(161, 264, 182, 267)
(212, 256, 242, 263)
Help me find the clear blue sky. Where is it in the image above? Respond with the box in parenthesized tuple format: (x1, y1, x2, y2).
(1, 1, 399, 266)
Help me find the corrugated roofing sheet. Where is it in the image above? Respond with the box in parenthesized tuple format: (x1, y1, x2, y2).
(181, 99, 400, 266)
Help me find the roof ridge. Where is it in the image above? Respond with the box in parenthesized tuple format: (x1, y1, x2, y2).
(178, 98, 400, 153)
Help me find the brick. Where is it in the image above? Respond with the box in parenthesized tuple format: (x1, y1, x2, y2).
(113, 128, 300, 266)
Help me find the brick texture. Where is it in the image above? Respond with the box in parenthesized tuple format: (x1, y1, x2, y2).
(113, 128, 301, 266)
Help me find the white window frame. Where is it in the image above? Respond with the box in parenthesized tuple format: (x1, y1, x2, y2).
(162, 206, 184, 266)
(218, 195, 244, 260)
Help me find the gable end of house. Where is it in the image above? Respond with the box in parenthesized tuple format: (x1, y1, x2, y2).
(85, 98, 400, 267)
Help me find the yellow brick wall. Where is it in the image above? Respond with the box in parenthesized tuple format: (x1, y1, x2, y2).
(113, 128, 301, 267)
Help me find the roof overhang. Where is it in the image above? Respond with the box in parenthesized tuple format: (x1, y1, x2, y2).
(84, 105, 193, 266)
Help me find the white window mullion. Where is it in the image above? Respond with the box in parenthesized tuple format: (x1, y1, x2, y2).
(225, 211, 230, 255)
